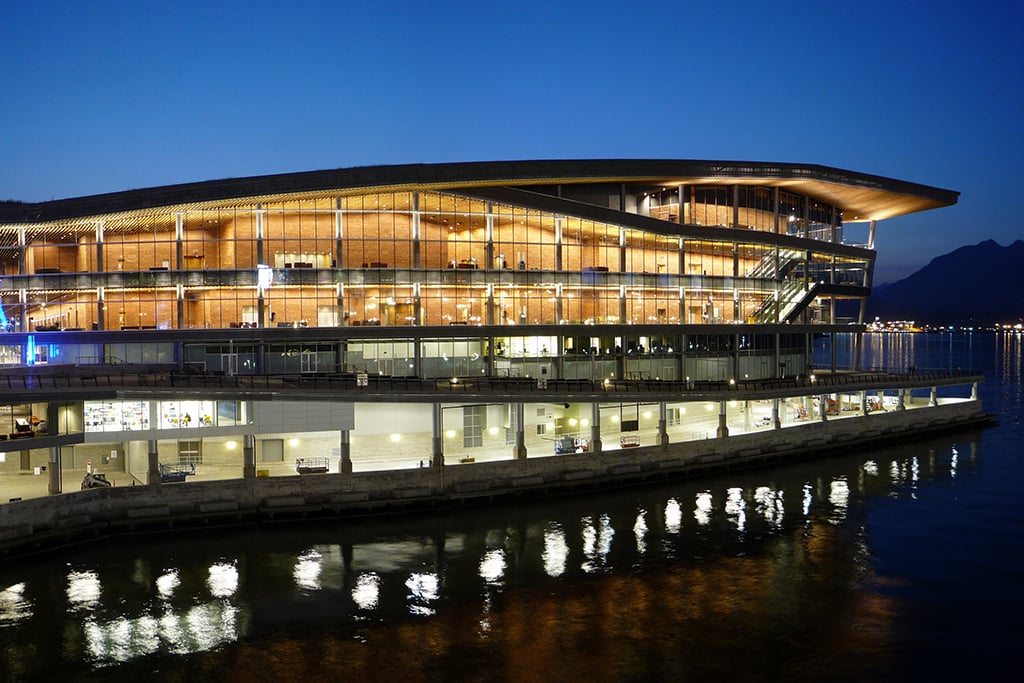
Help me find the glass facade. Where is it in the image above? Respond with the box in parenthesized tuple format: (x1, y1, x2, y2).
(0, 186, 864, 336)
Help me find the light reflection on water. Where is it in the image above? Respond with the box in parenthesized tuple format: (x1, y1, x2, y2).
(0, 332, 1020, 680)
(541, 523, 568, 577)
(0, 442, 974, 677)
(0, 583, 30, 626)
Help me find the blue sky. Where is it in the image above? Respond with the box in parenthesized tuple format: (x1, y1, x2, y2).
(2, 0, 1020, 283)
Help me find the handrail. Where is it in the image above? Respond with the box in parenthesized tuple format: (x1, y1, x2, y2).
(0, 367, 983, 397)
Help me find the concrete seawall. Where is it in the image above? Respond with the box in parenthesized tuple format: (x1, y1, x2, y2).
(0, 400, 993, 558)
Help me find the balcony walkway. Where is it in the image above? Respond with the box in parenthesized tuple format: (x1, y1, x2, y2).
(0, 367, 985, 404)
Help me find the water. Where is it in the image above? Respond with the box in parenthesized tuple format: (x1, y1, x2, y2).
(1, 332, 1021, 682)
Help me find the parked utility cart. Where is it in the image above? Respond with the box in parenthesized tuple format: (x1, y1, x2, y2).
(159, 462, 196, 483)
(296, 457, 330, 474)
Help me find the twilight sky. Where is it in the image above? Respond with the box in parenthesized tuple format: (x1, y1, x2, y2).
(2, 0, 1021, 284)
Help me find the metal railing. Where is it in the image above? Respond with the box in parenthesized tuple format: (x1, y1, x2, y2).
(1, 366, 983, 398)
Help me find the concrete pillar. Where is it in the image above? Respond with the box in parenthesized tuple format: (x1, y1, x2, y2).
(590, 402, 602, 452)
(432, 403, 445, 467)
(717, 401, 729, 438)
(971, 382, 978, 400)
(820, 394, 828, 422)
(896, 389, 906, 411)
(243, 433, 256, 479)
(743, 400, 751, 432)
(339, 429, 352, 473)
(513, 402, 526, 460)
(861, 390, 869, 415)
(930, 386, 938, 407)
(20, 450, 30, 470)
(657, 402, 669, 446)
(48, 446, 61, 495)
(147, 439, 161, 485)
(772, 398, 781, 429)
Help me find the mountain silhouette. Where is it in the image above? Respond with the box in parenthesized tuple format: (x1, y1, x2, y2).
(866, 239, 1024, 325)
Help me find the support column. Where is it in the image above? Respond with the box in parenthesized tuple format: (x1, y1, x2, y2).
(861, 390, 869, 415)
(930, 386, 938, 407)
(896, 389, 906, 411)
(743, 400, 751, 432)
(432, 403, 444, 467)
(19, 288, 28, 333)
(618, 227, 627, 272)
(486, 335, 496, 377)
(590, 402, 602, 453)
(820, 394, 828, 422)
(339, 429, 352, 473)
(485, 204, 494, 270)
(48, 446, 61, 495)
(255, 207, 265, 265)
(678, 282, 685, 326)
(96, 286, 104, 331)
(335, 199, 345, 268)
(147, 439, 161, 485)
(176, 284, 185, 329)
(657, 402, 669, 446)
(775, 333, 782, 378)
(243, 433, 256, 479)
(412, 193, 420, 268)
(175, 213, 184, 270)
(16, 226, 26, 276)
(971, 382, 978, 400)
(732, 185, 740, 228)
(94, 220, 104, 277)
(772, 398, 781, 429)
(554, 216, 563, 272)
(717, 401, 729, 438)
(513, 402, 526, 460)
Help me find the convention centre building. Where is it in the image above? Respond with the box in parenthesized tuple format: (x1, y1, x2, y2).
(0, 160, 988, 542)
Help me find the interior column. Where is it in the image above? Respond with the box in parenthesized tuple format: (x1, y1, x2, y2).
(147, 439, 160, 485)
(590, 402, 602, 453)
(48, 446, 61, 495)
(243, 433, 256, 479)
(657, 402, 669, 446)
(432, 403, 444, 467)
(513, 402, 526, 460)
(339, 429, 352, 473)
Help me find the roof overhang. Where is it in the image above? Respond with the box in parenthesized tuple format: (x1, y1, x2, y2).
(0, 159, 958, 225)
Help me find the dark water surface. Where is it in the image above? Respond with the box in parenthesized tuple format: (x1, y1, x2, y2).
(1, 332, 1021, 682)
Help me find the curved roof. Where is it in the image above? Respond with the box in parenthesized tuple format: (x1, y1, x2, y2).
(0, 159, 958, 224)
